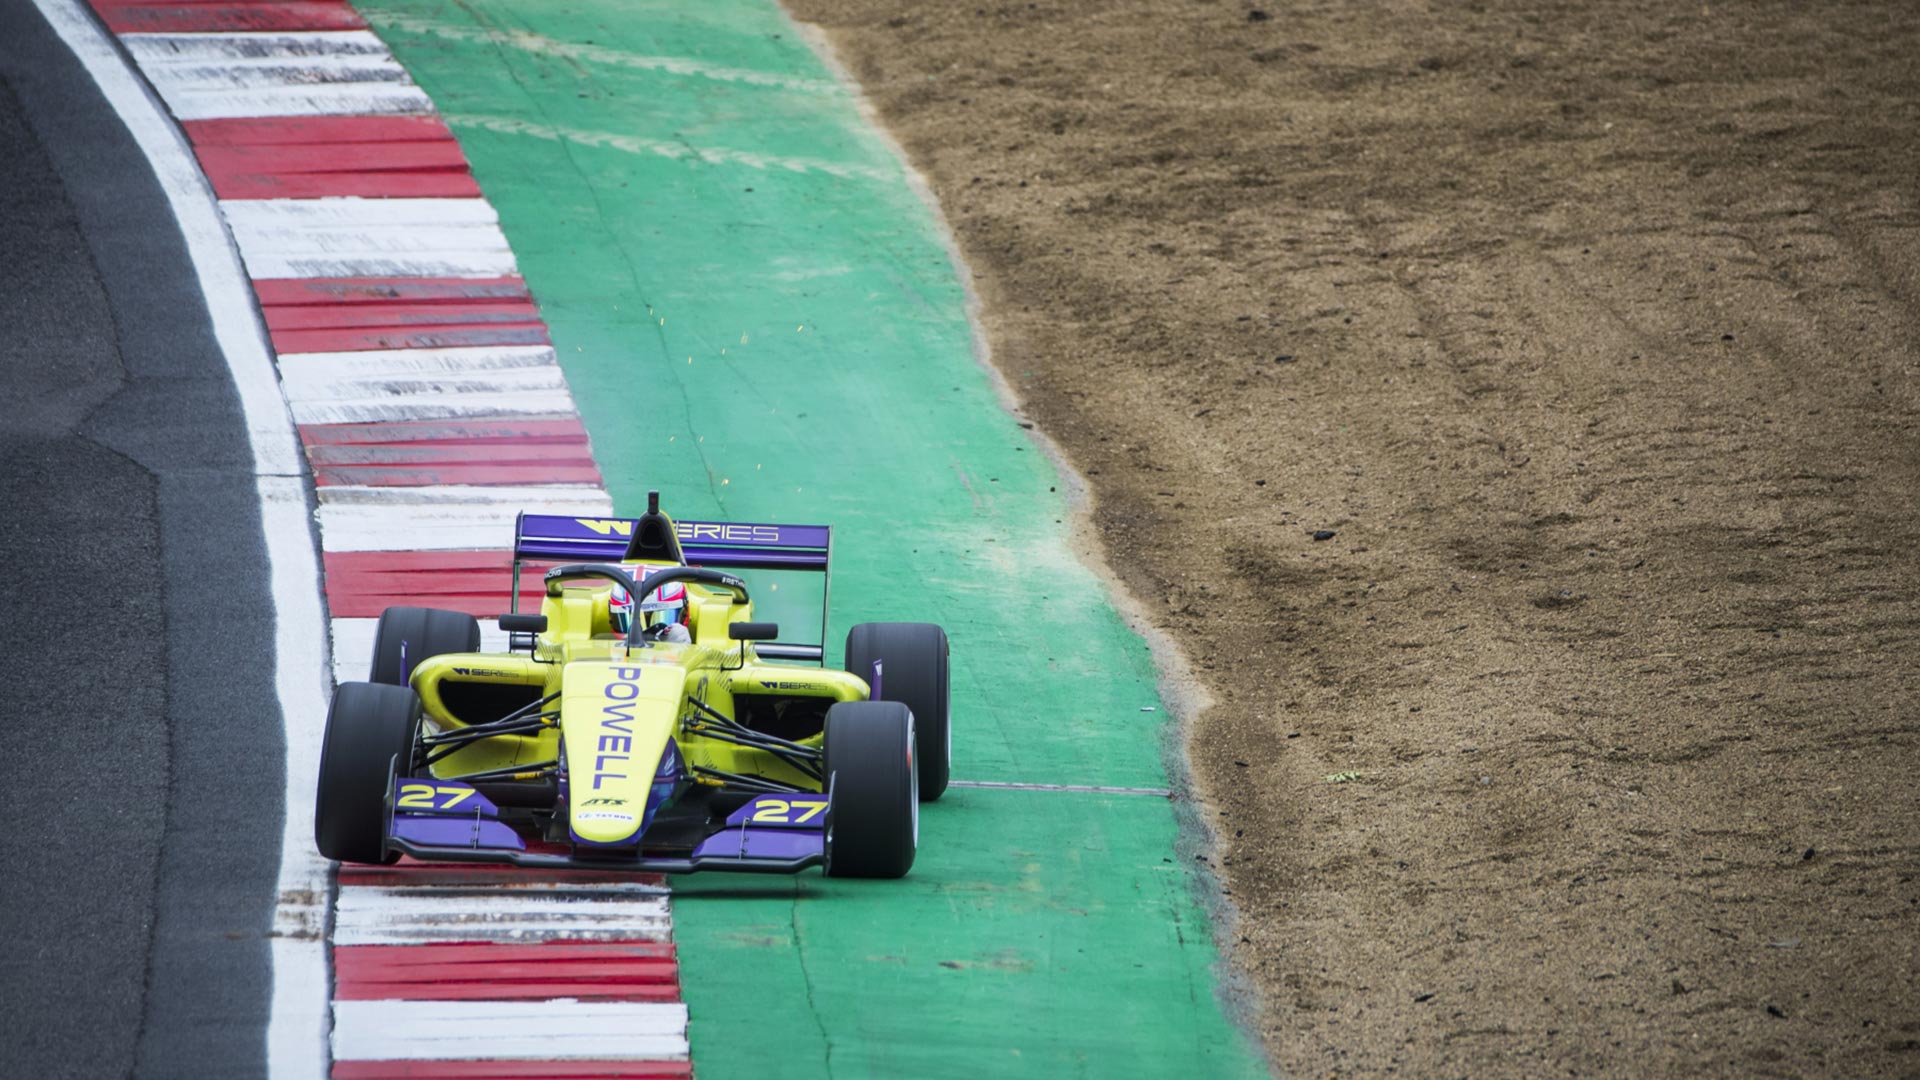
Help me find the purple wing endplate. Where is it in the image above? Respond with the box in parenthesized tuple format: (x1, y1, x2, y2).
(702, 794, 829, 861)
(693, 827, 825, 862)
(391, 815, 526, 851)
(390, 779, 521, 851)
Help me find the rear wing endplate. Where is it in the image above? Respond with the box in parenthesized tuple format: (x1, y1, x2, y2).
(511, 513, 832, 663)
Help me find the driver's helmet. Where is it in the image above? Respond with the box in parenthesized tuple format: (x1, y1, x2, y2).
(608, 566, 688, 635)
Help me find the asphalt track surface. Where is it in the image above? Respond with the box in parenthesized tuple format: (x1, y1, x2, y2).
(0, 6, 283, 1077)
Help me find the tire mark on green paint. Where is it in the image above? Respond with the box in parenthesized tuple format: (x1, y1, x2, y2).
(950, 462, 985, 512)
(451, 114, 894, 182)
(448, 0, 729, 507)
(373, 11, 840, 93)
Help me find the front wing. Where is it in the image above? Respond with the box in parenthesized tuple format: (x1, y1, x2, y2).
(386, 780, 828, 875)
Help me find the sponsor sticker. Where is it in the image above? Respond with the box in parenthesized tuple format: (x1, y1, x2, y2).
(592, 666, 645, 791)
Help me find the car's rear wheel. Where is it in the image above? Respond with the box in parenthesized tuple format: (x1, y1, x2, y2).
(370, 606, 480, 686)
(845, 622, 950, 801)
(314, 681, 421, 864)
(822, 700, 917, 879)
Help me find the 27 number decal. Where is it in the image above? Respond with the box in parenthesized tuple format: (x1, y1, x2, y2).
(396, 782, 475, 811)
(752, 798, 828, 824)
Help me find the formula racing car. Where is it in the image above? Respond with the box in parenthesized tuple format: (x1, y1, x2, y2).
(314, 493, 949, 877)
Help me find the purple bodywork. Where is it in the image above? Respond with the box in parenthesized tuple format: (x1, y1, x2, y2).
(387, 779, 829, 870)
(388, 780, 526, 852)
(697, 793, 829, 859)
(724, 793, 831, 828)
(516, 513, 830, 571)
(392, 815, 526, 851)
(692, 827, 825, 862)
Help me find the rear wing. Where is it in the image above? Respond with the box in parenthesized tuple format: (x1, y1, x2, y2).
(511, 513, 832, 663)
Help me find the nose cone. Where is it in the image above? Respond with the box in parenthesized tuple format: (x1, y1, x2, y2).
(562, 661, 680, 847)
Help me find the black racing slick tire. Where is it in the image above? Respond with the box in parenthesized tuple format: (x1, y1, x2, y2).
(370, 606, 480, 686)
(314, 682, 421, 864)
(845, 622, 951, 801)
(822, 701, 918, 879)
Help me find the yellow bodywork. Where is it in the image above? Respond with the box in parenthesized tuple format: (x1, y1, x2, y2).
(405, 562, 868, 846)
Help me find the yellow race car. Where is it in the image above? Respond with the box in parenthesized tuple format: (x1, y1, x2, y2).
(313, 492, 949, 878)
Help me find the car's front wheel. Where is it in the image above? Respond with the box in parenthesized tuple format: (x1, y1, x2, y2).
(369, 606, 480, 686)
(822, 700, 917, 879)
(314, 681, 421, 864)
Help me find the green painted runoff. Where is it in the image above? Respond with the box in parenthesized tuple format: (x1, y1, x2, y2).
(357, 1, 1266, 1075)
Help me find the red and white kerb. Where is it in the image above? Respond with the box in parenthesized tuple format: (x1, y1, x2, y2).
(87, 0, 690, 1073)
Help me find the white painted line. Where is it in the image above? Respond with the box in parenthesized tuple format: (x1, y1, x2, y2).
(122, 30, 396, 61)
(233, 224, 511, 256)
(219, 198, 512, 276)
(318, 483, 614, 504)
(147, 84, 433, 121)
(120, 30, 430, 120)
(32, 2, 331, 1076)
(330, 618, 514, 687)
(948, 779, 1175, 797)
(292, 392, 580, 425)
(290, 392, 580, 426)
(137, 57, 412, 90)
(279, 345, 560, 379)
(332, 999, 688, 1061)
(278, 346, 576, 424)
(317, 485, 613, 552)
(245, 250, 521, 278)
(334, 884, 671, 945)
(221, 197, 501, 227)
(222, 199, 515, 279)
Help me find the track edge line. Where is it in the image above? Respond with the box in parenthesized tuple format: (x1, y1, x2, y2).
(27, 2, 336, 1077)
